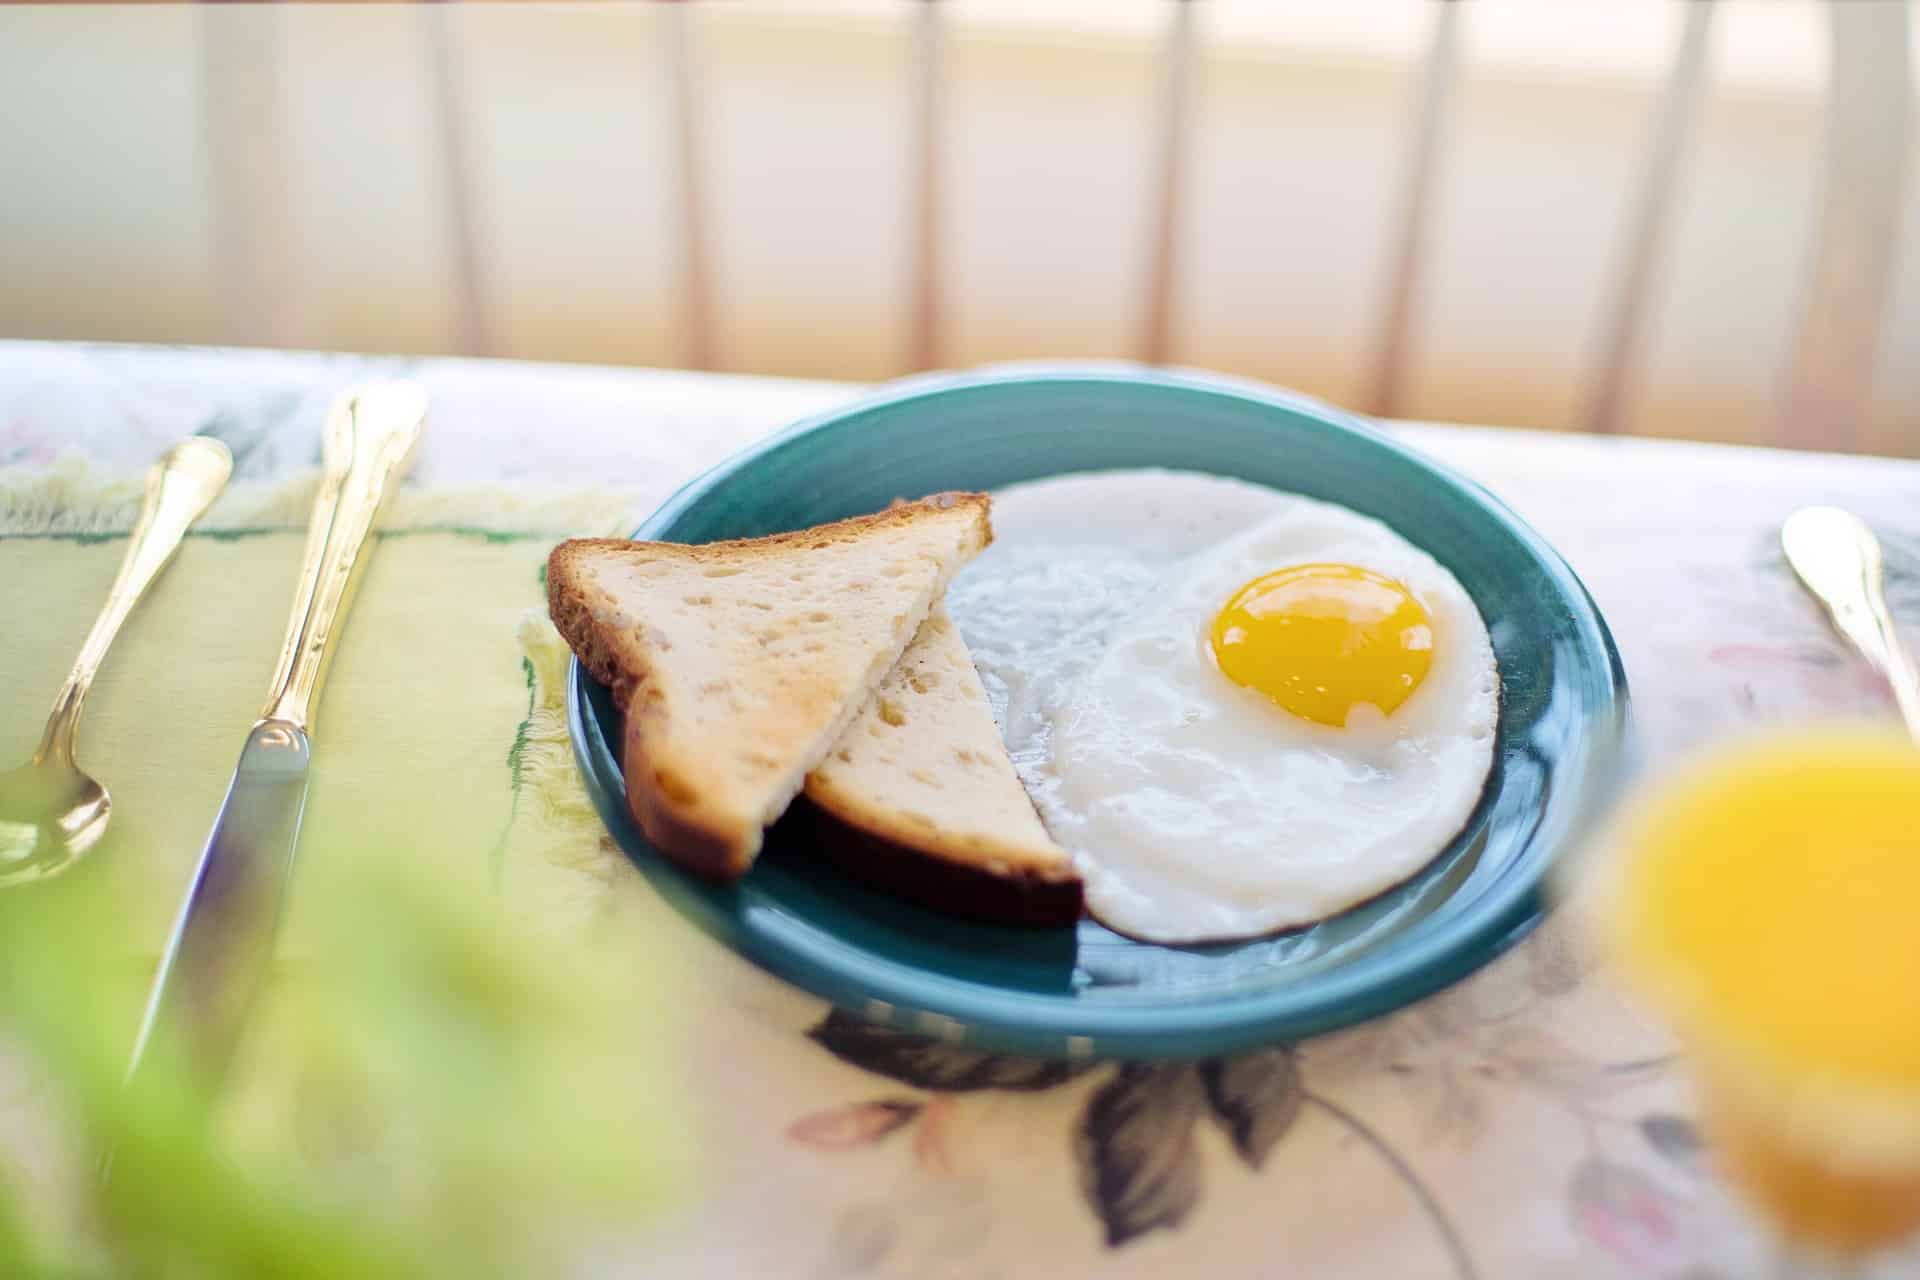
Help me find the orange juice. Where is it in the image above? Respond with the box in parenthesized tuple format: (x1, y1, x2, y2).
(1599, 729, 1920, 1255)
(1698, 1077, 1920, 1253)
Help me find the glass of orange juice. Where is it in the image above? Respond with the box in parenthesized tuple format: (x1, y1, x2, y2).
(1593, 728, 1920, 1268)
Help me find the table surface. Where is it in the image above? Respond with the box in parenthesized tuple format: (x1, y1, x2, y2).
(4, 341, 1919, 1279)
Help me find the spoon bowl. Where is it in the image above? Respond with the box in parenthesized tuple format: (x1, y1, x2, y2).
(0, 436, 229, 888)
(0, 757, 111, 887)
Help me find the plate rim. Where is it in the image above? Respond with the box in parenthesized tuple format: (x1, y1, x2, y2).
(566, 365, 1631, 1058)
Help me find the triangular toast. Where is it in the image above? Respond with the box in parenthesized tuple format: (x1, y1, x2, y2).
(804, 604, 1082, 924)
(547, 493, 991, 879)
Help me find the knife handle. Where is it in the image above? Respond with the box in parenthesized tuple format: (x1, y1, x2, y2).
(261, 383, 426, 731)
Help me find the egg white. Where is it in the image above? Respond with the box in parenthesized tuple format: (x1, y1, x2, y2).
(946, 470, 1498, 944)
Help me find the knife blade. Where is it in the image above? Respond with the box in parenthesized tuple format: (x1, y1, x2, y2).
(125, 719, 310, 1083)
(127, 383, 425, 1086)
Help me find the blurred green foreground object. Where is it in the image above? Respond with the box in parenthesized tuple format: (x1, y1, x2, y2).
(0, 858, 686, 1278)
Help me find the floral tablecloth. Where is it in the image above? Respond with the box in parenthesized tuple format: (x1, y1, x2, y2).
(3, 341, 1917, 1279)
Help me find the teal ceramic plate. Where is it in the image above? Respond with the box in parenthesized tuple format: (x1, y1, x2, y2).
(569, 367, 1628, 1059)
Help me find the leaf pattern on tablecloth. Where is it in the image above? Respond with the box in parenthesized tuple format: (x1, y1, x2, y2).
(912, 1094, 957, 1176)
(1074, 1063, 1207, 1247)
(1485, 1025, 1662, 1099)
(795, 948, 1680, 1269)
(1417, 1064, 1494, 1149)
(1568, 1157, 1689, 1271)
(1199, 1049, 1301, 1170)
(825, 1177, 995, 1278)
(195, 388, 308, 474)
(825, 1203, 896, 1275)
(1305, 1091, 1479, 1280)
(788, 1100, 921, 1150)
(1640, 1113, 1708, 1179)
(1301, 966, 1677, 1162)
(808, 1009, 1096, 1092)
(1525, 922, 1587, 997)
(1880, 530, 1920, 617)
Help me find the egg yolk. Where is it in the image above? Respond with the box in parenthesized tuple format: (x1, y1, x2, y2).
(1208, 563, 1434, 727)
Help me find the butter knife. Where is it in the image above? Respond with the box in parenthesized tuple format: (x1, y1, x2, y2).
(127, 383, 426, 1085)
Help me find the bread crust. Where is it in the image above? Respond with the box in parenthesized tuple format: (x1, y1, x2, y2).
(622, 708, 753, 880)
(553, 491, 990, 572)
(548, 493, 991, 880)
(794, 795, 1085, 927)
(802, 769, 1076, 883)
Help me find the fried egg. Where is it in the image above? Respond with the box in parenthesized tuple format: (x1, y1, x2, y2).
(945, 470, 1498, 944)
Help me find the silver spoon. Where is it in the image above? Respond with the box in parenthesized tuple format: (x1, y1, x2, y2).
(1781, 505, 1920, 741)
(0, 437, 233, 886)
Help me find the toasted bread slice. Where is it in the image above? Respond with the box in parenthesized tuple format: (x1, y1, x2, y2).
(802, 605, 1082, 926)
(548, 493, 991, 880)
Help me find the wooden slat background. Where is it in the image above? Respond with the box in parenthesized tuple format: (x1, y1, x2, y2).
(2, 2, 1913, 454)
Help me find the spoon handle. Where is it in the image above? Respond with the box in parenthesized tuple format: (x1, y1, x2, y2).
(1781, 506, 1920, 741)
(36, 437, 233, 765)
(258, 383, 425, 732)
